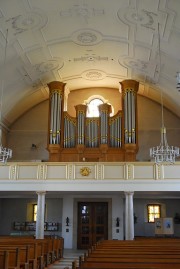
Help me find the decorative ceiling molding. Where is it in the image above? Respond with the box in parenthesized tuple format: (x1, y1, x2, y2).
(81, 69, 106, 81)
(117, 5, 175, 41)
(35, 60, 63, 74)
(72, 29, 102, 46)
(120, 56, 157, 80)
(74, 55, 108, 63)
(118, 8, 157, 31)
(59, 2, 104, 23)
(6, 9, 48, 35)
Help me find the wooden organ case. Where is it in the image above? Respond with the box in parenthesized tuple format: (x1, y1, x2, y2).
(47, 80, 139, 162)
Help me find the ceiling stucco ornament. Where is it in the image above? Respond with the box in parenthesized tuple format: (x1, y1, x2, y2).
(6, 10, 47, 35)
(72, 29, 102, 46)
(35, 60, 63, 74)
(74, 55, 108, 63)
(60, 3, 104, 22)
(122, 58, 149, 72)
(120, 56, 158, 82)
(117, 7, 157, 30)
(82, 69, 106, 81)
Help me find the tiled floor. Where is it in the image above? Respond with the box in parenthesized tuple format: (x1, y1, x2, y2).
(48, 249, 86, 269)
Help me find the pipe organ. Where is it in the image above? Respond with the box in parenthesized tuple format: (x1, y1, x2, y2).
(47, 80, 139, 162)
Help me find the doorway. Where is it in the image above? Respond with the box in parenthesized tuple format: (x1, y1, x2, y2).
(77, 202, 108, 249)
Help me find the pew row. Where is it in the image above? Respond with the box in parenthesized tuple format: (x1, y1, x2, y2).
(73, 238, 180, 269)
(0, 236, 64, 269)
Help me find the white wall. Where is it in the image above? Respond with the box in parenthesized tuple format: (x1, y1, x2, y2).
(0, 197, 63, 236)
(0, 195, 180, 245)
(8, 101, 49, 161)
(134, 198, 180, 237)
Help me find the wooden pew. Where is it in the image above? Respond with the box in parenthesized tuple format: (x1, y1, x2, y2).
(0, 242, 42, 269)
(73, 238, 180, 269)
(0, 250, 9, 269)
(0, 236, 64, 268)
(0, 248, 23, 269)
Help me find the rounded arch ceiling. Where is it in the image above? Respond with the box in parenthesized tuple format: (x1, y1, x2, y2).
(0, 0, 180, 127)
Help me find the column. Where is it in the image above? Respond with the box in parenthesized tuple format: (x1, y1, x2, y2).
(36, 191, 46, 239)
(124, 191, 134, 240)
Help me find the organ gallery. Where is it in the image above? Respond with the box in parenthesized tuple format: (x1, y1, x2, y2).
(47, 79, 139, 162)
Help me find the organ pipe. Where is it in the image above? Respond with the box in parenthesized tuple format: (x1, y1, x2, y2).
(75, 105, 87, 145)
(48, 81, 66, 146)
(120, 80, 139, 145)
(47, 80, 139, 161)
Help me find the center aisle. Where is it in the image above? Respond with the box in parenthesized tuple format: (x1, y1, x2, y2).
(48, 249, 86, 269)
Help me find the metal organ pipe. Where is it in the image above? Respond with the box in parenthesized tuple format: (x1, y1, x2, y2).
(119, 116, 122, 147)
(117, 117, 119, 147)
(77, 111, 85, 144)
(127, 91, 132, 143)
(124, 94, 128, 144)
(52, 92, 57, 144)
(50, 94, 54, 144)
(58, 94, 62, 144)
(95, 120, 98, 147)
(120, 80, 139, 147)
(131, 93, 135, 143)
(82, 113, 84, 144)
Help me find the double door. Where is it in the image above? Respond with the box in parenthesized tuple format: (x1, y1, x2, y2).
(77, 202, 108, 249)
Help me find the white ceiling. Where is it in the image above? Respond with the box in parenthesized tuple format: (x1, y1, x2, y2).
(0, 0, 180, 127)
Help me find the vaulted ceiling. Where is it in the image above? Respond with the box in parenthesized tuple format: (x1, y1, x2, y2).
(0, 0, 180, 127)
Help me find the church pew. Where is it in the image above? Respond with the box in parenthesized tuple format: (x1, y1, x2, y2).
(0, 237, 64, 268)
(0, 250, 10, 269)
(73, 261, 180, 269)
(0, 248, 25, 269)
(0, 242, 42, 269)
(73, 239, 180, 269)
(77, 253, 180, 269)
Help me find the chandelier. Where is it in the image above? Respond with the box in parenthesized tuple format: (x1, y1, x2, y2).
(150, 24, 180, 164)
(176, 72, 180, 90)
(0, 29, 12, 163)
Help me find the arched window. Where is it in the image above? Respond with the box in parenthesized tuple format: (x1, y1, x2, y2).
(86, 97, 114, 117)
(86, 98, 103, 117)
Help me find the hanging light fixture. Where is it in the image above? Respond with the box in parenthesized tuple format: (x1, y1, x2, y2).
(150, 23, 180, 164)
(176, 72, 180, 90)
(0, 29, 12, 163)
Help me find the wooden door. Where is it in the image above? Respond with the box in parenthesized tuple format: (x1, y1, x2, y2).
(77, 202, 108, 249)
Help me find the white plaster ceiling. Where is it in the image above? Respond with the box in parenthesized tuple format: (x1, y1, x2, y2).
(0, 0, 180, 127)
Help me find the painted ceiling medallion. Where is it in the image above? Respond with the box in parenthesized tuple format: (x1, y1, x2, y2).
(72, 29, 102, 46)
(117, 8, 157, 30)
(35, 60, 62, 73)
(82, 70, 106, 81)
(7, 10, 47, 35)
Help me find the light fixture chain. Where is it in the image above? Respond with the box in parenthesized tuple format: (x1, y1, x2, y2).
(0, 29, 8, 142)
(149, 23, 180, 164)
(0, 28, 12, 163)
